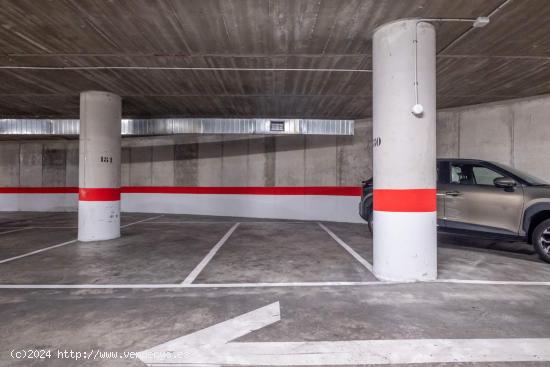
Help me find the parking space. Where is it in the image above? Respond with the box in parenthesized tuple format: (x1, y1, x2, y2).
(437, 234, 550, 282)
(323, 222, 550, 283)
(195, 222, 376, 283)
(1, 212, 550, 366)
(0, 220, 234, 285)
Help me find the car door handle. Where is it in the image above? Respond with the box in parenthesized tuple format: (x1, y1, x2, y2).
(445, 191, 462, 197)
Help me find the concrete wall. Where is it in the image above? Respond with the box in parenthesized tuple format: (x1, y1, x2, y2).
(112, 119, 372, 189)
(2, 93, 550, 218)
(0, 142, 76, 187)
(437, 94, 550, 182)
(0, 125, 371, 221)
(2, 92, 550, 189)
(0, 121, 371, 190)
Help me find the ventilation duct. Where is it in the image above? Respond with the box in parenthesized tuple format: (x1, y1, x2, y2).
(0, 118, 353, 136)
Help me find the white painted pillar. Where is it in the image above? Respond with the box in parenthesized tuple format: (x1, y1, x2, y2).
(78, 91, 121, 242)
(372, 20, 437, 281)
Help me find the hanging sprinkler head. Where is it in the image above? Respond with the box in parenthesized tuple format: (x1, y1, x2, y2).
(411, 103, 424, 117)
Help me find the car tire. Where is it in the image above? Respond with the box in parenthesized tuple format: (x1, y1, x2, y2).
(533, 218, 550, 263)
(367, 205, 373, 234)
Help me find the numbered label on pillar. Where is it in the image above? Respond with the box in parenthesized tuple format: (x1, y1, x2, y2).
(100, 156, 113, 163)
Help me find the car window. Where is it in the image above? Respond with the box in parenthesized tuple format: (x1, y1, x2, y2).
(450, 163, 504, 186)
(472, 166, 504, 185)
(450, 164, 470, 184)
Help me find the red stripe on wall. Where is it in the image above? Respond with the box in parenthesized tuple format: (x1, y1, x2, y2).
(373, 188, 436, 212)
(121, 186, 362, 196)
(79, 188, 121, 201)
(0, 186, 362, 197)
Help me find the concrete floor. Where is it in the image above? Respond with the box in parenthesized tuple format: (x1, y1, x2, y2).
(1, 212, 550, 366)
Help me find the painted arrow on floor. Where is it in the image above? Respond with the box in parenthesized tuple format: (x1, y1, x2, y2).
(138, 301, 550, 366)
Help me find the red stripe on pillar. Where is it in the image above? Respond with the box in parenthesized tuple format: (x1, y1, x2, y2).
(373, 188, 436, 212)
(79, 188, 120, 201)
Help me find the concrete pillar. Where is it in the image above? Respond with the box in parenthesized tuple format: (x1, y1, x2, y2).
(78, 91, 121, 242)
(372, 20, 437, 281)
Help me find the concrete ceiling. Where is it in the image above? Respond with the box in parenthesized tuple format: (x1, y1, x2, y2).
(0, 0, 549, 119)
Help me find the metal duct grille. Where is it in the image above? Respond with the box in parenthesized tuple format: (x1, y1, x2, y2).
(1, 118, 353, 136)
(0, 119, 80, 135)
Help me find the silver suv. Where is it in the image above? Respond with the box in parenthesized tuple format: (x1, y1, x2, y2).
(359, 159, 550, 263)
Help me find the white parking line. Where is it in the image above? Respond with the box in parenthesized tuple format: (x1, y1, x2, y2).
(120, 214, 165, 228)
(0, 239, 77, 264)
(30, 226, 77, 229)
(140, 221, 238, 225)
(0, 215, 165, 264)
(1, 279, 550, 289)
(145, 221, 313, 224)
(434, 279, 550, 286)
(181, 223, 240, 284)
(0, 227, 32, 235)
(318, 222, 374, 272)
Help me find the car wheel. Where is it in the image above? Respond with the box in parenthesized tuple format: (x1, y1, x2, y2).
(533, 218, 550, 263)
(367, 206, 373, 234)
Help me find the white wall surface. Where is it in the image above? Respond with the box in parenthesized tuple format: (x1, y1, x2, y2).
(0, 193, 362, 223)
(121, 193, 363, 223)
(0, 193, 77, 212)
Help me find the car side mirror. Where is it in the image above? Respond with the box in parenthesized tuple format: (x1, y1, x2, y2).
(494, 176, 517, 189)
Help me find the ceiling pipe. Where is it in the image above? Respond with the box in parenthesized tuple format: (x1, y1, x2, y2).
(438, 0, 513, 54)
(411, 13, 495, 117)
(0, 66, 372, 73)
